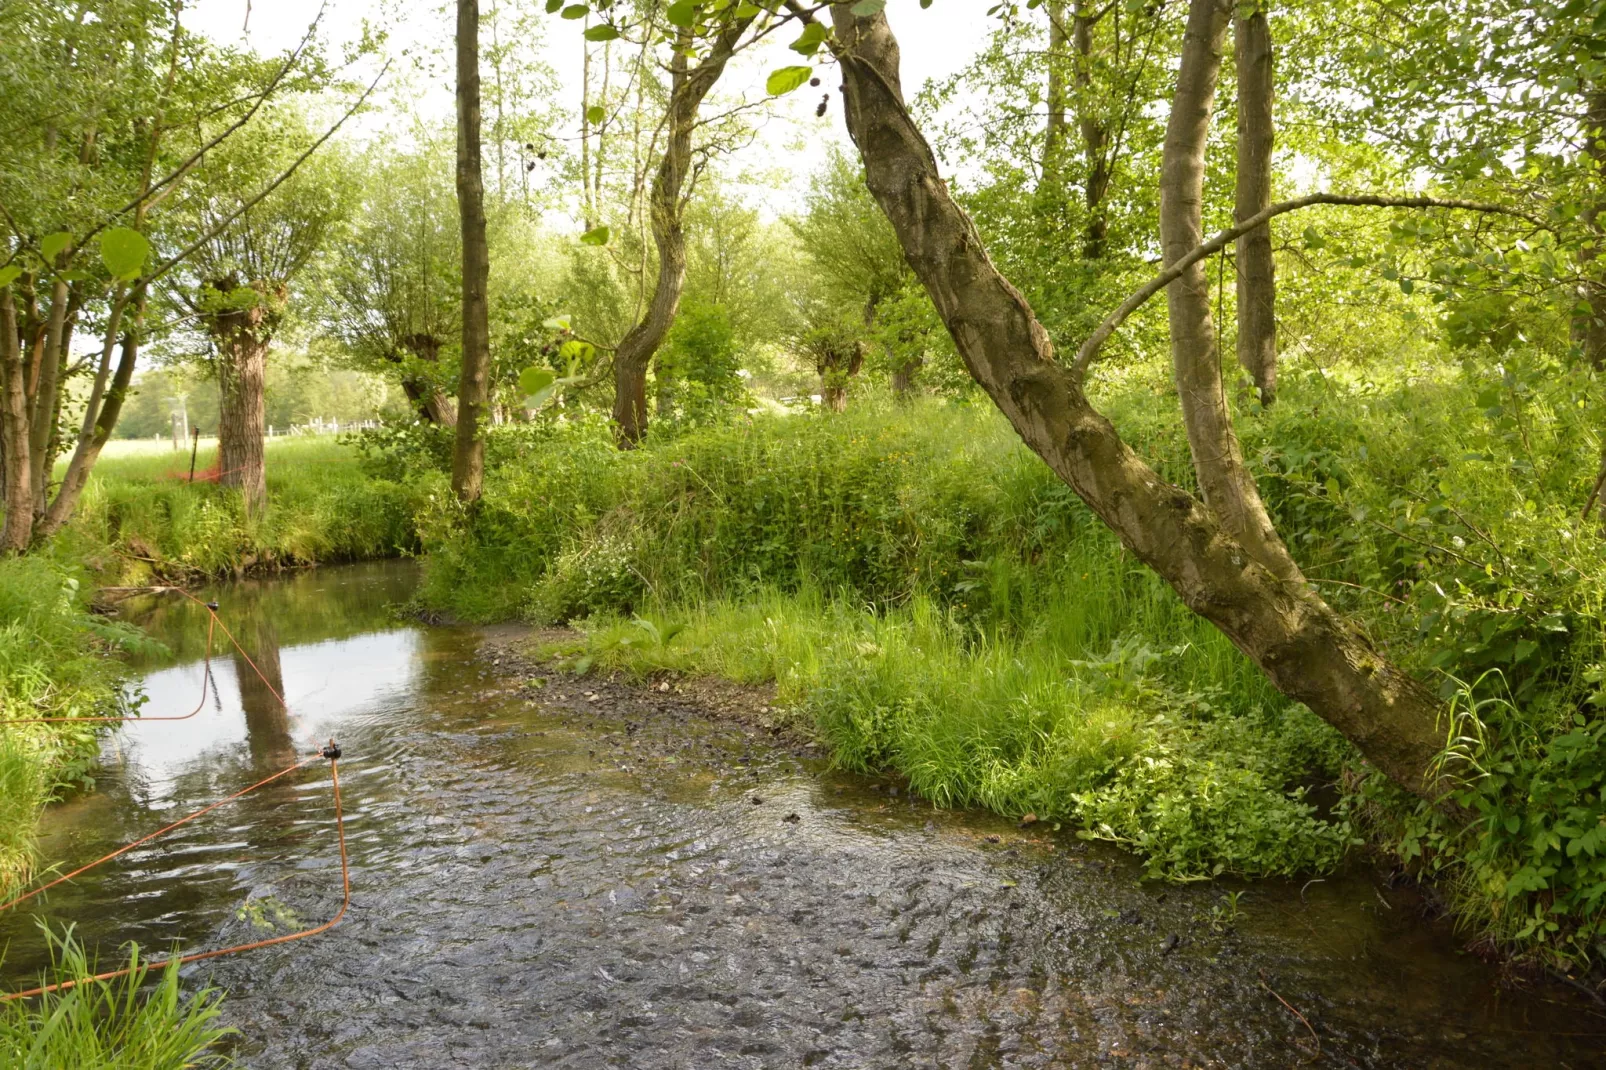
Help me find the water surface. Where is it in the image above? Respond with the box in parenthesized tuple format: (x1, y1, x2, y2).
(2, 561, 1602, 1068)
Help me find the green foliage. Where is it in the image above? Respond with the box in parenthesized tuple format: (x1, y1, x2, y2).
(0, 556, 142, 898)
(66, 438, 422, 578)
(0, 926, 233, 1068)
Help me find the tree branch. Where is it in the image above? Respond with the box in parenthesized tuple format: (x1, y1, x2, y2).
(1072, 192, 1550, 378)
(146, 61, 389, 286)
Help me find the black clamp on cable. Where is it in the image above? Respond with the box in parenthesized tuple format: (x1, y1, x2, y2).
(320, 739, 342, 761)
(205, 601, 219, 611)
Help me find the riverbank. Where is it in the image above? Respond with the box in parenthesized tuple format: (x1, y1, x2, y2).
(412, 366, 1606, 976)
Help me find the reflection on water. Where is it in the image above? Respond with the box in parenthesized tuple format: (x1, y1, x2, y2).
(1, 560, 1603, 1069)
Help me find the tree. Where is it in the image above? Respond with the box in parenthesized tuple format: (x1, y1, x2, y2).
(0, 0, 343, 546)
(322, 144, 460, 426)
(813, 1, 1545, 795)
(454, 0, 493, 502)
(789, 148, 911, 397)
(608, 13, 754, 447)
(174, 118, 350, 515)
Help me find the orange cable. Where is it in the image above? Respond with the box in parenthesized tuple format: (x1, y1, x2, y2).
(0, 756, 349, 1002)
(2, 614, 217, 726)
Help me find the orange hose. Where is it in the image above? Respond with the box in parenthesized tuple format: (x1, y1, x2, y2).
(0, 757, 349, 1002)
(3, 614, 217, 726)
(0, 587, 353, 1002)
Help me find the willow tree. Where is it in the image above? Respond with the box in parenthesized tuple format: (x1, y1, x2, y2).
(0, 0, 341, 547)
(323, 145, 460, 426)
(175, 120, 351, 514)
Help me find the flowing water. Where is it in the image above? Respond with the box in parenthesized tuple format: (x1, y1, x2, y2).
(2, 561, 1603, 1068)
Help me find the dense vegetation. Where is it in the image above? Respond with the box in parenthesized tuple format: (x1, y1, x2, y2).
(4, 0, 1606, 1057)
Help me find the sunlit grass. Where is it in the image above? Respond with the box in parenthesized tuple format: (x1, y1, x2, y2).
(0, 927, 234, 1069)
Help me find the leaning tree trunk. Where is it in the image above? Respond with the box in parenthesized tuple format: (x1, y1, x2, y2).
(218, 331, 270, 516)
(453, 0, 492, 502)
(0, 289, 32, 553)
(610, 22, 749, 448)
(398, 334, 457, 426)
(828, 3, 1447, 797)
(36, 288, 142, 540)
(1234, 5, 1277, 404)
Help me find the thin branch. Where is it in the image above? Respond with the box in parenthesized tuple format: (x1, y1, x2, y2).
(1071, 193, 1551, 378)
(146, 61, 389, 286)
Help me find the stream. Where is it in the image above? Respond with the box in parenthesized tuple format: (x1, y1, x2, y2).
(1, 560, 1603, 1068)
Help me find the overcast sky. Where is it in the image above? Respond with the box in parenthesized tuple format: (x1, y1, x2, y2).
(181, 0, 997, 222)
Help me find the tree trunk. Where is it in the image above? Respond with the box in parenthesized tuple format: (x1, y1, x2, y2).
(828, 4, 1447, 797)
(891, 356, 923, 397)
(398, 333, 457, 426)
(610, 22, 748, 448)
(1043, 0, 1068, 187)
(1074, 3, 1111, 259)
(1234, 6, 1277, 404)
(36, 288, 141, 540)
(218, 332, 269, 516)
(1163, 1, 1299, 584)
(27, 278, 71, 518)
(0, 289, 32, 553)
(454, 0, 492, 502)
(1578, 88, 1606, 371)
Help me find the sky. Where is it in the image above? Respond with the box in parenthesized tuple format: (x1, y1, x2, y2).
(181, 0, 998, 222)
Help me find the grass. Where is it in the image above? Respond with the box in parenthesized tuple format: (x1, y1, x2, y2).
(0, 927, 233, 1069)
(62, 435, 422, 582)
(413, 353, 1606, 966)
(0, 554, 141, 899)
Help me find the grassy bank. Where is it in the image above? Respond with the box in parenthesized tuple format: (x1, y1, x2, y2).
(417, 356, 1606, 968)
(0, 555, 143, 899)
(63, 437, 421, 583)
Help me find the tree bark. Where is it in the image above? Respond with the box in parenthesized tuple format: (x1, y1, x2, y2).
(0, 289, 32, 553)
(36, 288, 142, 540)
(398, 333, 457, 426)
(828, 3, 1447, 797)
(1234, 6, 1277, 404)
(27, 277, 71, 517)
(218, 332, 269, 516)
(610, 22, 748, 448)
(453, 0, 492, 501)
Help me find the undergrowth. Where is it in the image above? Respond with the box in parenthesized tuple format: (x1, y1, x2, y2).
(412, 353, 1606, 969)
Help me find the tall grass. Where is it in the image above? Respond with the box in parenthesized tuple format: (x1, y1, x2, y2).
(63, 437, 421, 581)
(416, 355, 1606, 963)
(0, 927, 233, 1069)
(0, 555, 138, 898)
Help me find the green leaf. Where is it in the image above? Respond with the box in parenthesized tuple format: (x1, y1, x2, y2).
(735, 2, 762, 15)
(790, 21, 829, 54)
(519, 366, 556, 398)
(766, 65, 814, 96)
(1301, 225, 1325, 250)
(542, 314, 573, 331)
(666, 0, 698, 27)
(579, 225, 611, 246)
(585, 104, 606, 125)
(0, 265, 19, 288)
(98, 227, 150, 281)
(546, 0, 563, 10)
(584, 23, 620, 40)
(560, 4, 589, 18)
(850, 0, 886, 13)
(40, 231, 72, 263)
